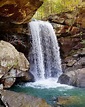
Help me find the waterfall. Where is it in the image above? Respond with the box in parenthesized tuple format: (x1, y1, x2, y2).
(29, 20, 62, 81)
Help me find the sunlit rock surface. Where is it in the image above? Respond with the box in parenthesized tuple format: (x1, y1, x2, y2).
(0, 90, 51, 107)
(0, 0, 43, 24)
(0, 40, 30, 88)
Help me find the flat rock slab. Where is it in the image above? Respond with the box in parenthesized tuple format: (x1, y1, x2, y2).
(0, 90, 51, 107)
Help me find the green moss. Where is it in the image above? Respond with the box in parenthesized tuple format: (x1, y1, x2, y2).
(13, 59, 18, 68)
(6, 59, 18, 69)
(7, 63, 12, 68)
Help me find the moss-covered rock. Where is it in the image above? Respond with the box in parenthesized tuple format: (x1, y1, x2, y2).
(56, 96, 82, 107)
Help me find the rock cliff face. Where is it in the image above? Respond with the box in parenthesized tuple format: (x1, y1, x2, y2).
(45, 8, 85, 88)
(46, 8, 85, 59)
(0, 0, 43, 24)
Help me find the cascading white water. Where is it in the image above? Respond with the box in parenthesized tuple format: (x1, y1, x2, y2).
(29, 20, 62, 81)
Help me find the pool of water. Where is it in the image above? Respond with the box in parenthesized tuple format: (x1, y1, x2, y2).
(11, 79, 85, 107)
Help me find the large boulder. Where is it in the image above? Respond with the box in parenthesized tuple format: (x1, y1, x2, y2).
(58, 68, 85, 88)
(0, 0, 43, 24)
(0, 40, 30, 88)
(0, 90, 51, 107)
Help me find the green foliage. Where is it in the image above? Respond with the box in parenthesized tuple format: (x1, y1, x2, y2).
(81, 38, 85, 45)
(33, 0, 83, 19)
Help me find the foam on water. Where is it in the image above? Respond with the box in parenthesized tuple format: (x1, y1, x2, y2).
(25, 78, 73, 89)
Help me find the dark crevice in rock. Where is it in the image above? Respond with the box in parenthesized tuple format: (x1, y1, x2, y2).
(0, 33, 31, 58)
